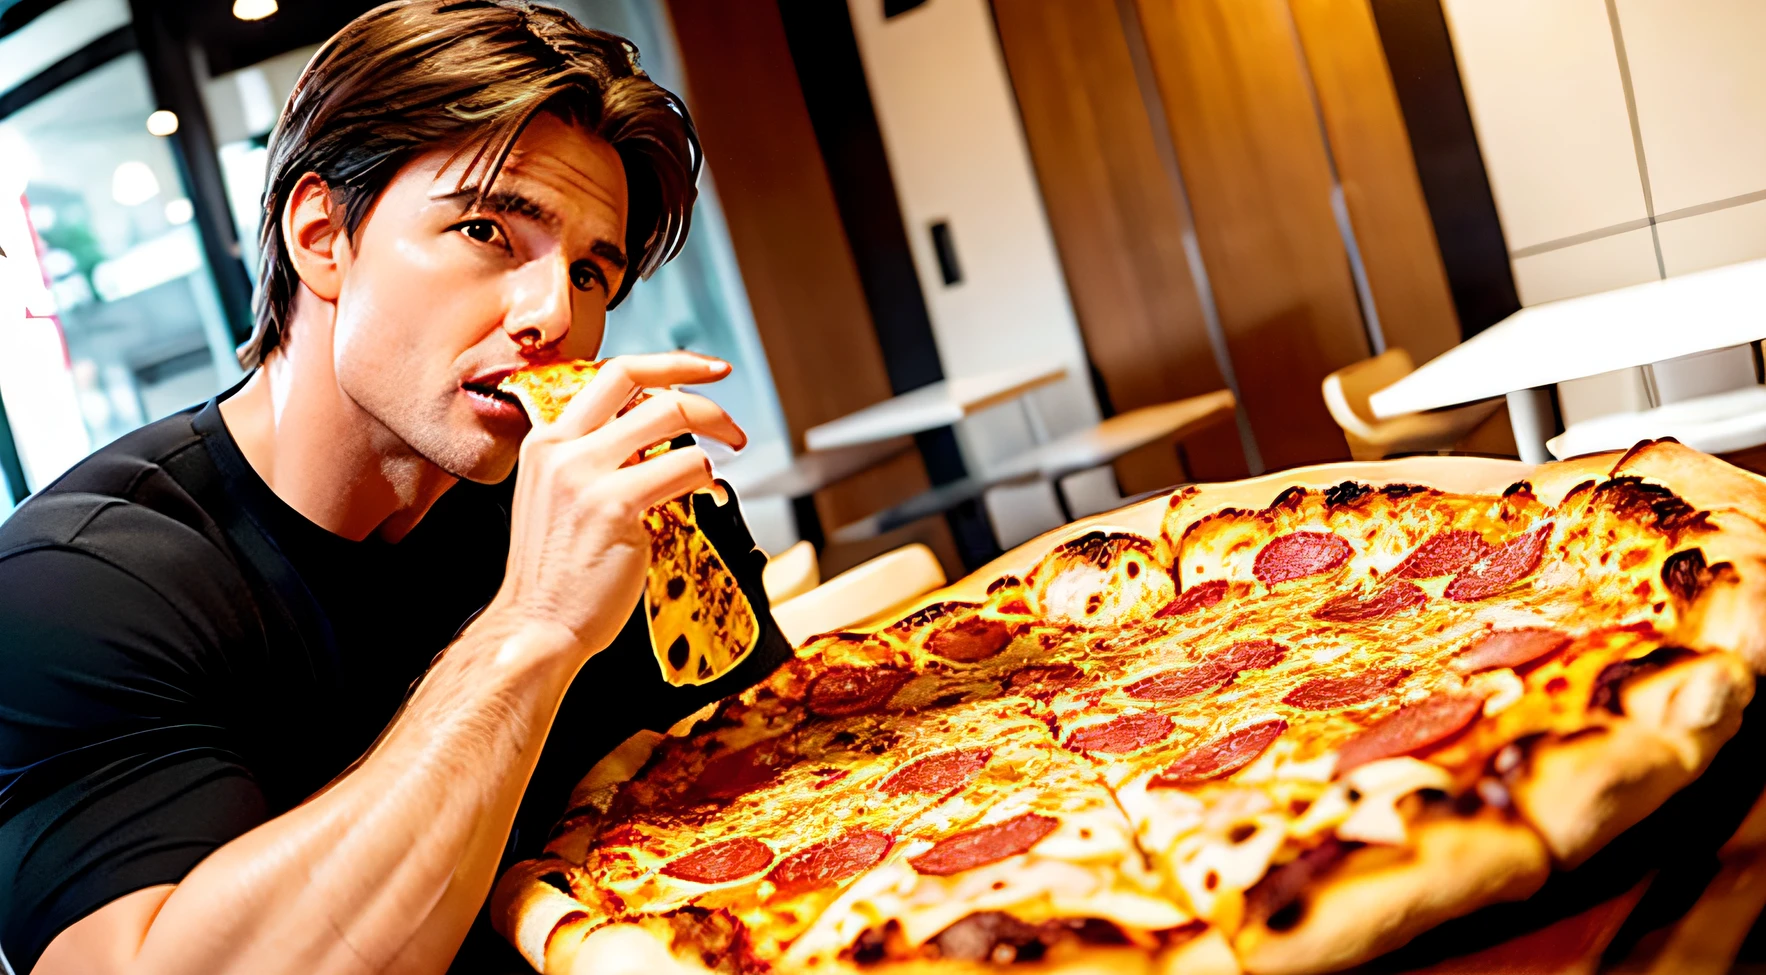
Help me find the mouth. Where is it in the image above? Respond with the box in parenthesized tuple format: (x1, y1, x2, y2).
(461, 368, 526, 418)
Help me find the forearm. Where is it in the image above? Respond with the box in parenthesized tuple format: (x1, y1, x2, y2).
(131, 613, 581, 975)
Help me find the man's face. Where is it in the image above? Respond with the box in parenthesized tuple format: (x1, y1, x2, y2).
(328, 113, 630, 483)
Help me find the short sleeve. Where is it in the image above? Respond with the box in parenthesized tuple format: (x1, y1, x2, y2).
(0, 548, 267, 971)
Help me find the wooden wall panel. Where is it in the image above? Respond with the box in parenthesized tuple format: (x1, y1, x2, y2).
(1289, 0, 1462, 364)
(1133, 0, 1368, 470)
(666, 0, 957, 569)
(990, 0, 1248, 488)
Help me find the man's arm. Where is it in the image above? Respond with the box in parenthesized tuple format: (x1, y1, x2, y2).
(36, 354, 741, 975)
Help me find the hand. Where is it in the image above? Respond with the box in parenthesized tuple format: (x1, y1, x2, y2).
(485, 352, 746, 657)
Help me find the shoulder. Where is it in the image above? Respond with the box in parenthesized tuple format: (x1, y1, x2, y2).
(0, 411, 254, 644)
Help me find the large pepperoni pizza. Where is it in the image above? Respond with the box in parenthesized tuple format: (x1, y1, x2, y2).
(493, 440, 1766, 975)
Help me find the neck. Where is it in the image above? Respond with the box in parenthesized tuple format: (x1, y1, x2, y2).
(220, 324, 456, 544)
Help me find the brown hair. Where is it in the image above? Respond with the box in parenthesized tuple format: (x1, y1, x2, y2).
(241, 0, 700, 368)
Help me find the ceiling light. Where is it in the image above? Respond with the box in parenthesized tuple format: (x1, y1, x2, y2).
(164, 198, 194, 225)
(232, 0, 277, 20)
(146, 110, 179, 137)
(112, 161, 160, 207)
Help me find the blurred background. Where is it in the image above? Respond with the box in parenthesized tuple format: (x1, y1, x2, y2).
(3, 0, 1765, 582)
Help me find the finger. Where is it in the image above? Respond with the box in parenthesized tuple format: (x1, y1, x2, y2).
(608, 446, 716, 512)
(551, 352, 730, 439)
(590, 389, 748, 462)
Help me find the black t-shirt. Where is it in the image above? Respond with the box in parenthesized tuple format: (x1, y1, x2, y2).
(0, 394, 789, 972)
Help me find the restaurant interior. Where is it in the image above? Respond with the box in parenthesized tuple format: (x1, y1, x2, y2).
(6, 1, 1766, 970)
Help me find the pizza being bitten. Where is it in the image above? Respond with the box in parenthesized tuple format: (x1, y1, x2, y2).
(494, 440, 1766, 974)
(497, 360, 759, 686)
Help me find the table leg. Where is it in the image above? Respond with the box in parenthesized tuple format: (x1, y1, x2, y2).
(790, 494, 826, 552)
(1506, 387, 1558, 465)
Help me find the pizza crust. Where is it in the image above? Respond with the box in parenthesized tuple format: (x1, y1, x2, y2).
(491, 858, 601, 974)
(1157, 927, 1242, 975)
(1512, 651, 1753, 866)
(906, 456, 1533, 612)
(858, 947, 1162, 974)
(1612, 439, 1766, 526)
(1232, 812, 1550, 975)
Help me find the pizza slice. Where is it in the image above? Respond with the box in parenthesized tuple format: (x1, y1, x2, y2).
(776, 726, 1194, 972)
(498, 359, 759, 686)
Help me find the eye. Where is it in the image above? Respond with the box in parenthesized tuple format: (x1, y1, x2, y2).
(570, 260, 606, 293)
(453, 218, 506, 248)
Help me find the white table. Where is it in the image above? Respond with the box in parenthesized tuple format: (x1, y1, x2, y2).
(831, 390, 1237, 545)
(995, 390, 1236, 482)
(1368, 257, 1766, 463)
(723, 437, 914, 500)
(803, 362, 1068, 451)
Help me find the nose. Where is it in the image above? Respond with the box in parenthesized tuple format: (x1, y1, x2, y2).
(502, 254, 573, 355)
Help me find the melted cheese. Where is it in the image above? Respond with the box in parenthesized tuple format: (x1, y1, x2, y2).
(1469, 668, 1525, 717)
(781, 798, 1189, 968)
(1336, 758, 1453, 845)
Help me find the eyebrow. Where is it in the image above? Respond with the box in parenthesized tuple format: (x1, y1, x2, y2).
(436, 187, 628, 272)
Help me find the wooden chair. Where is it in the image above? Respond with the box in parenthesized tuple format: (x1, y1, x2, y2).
(760, 540, 820, 604)
(1324, 349, 1504, 461)
(769, 543, 945, 647)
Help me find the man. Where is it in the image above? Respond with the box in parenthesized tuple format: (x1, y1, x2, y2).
(0, 3, 788, 972)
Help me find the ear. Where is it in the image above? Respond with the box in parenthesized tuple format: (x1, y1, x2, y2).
(282, 173, 348, 302)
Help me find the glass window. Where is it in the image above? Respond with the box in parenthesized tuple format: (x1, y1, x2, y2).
(0, 52, 242, 493)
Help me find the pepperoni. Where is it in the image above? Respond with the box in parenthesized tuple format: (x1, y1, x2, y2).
(1312, 582, 1427, 623)
(1224, 639, 1289, 672)
(1253, 532, 1353, 586)
(925, 617, 1014, 662)
(1149, 719, 1287, 787)
(694, 739, 793, 801)
(1335, 692, 1483, 774)
(1126, 662, 1231, 701)
(661, 837, 775, 884)
(881, 748, 992, 795)
(1452, 628, 1570, 673)
(1064, 712, 1175, 754)
(1008, 663, 1084, 699)
(1444, 523, 1553, 601)
(1282, 669, 1409, 710)
(1391, 530, 1490, 579)
(909, 813, 1060, 876)
(807, 666, 913, 717)
(1155, 580, 1229, 618)
(766, 829, 892, 897)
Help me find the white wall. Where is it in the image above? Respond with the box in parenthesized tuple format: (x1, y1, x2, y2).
(1442, 0, 1765, 422)
(845, 0, 1108, 547)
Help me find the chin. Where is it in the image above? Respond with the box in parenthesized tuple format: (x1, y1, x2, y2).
(432, 434, 519, 484)
(457, 451, 520, 485)
(403, 416, 520, 485)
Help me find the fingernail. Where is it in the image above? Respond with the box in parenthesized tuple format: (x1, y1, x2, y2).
(709, 360, 731, 375)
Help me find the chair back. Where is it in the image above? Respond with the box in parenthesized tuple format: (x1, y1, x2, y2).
(770, 543, 946, 646)
(1323, 348, 1416, 438)
(761, 540, 820, 604)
